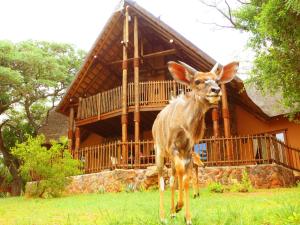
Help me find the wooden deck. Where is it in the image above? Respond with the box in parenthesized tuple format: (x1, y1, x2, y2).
(72, 135, 300, 174)
(76, 80, 189, 125)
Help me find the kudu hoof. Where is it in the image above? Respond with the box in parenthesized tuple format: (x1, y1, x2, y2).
(184, 217, 192, 225)
(160, 218, 167, 224)
(193, 192, 200, 199)
(175, 203, 183, 213)
(170, 213, 176, 218)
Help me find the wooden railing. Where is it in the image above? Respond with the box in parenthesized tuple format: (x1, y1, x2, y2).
(73, 140, 155, 173)
(77, 80, 189, 120)
(73, 135, 300, 174)
(199, 135, 300, 171)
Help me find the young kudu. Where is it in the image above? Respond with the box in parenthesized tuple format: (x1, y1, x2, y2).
(152, 61, 238, 224)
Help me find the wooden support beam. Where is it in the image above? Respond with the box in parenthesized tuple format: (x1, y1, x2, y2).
(212, 108, 219, 138)
(134, 16, 140, 166)
(221, 84, 231, 137)
(68, 107, 74, 153)
(74, 127, 80, 160)
(221, 83, 233, 161)
(212, 107, 220, 162)
(109, 49, 177, 65)
(121, 6, 129, 165)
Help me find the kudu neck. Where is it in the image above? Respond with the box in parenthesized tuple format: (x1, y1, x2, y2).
(188, 90, 211, 115)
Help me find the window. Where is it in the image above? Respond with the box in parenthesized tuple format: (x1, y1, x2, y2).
(194, 143, 207, 161)
(275, 131, 286, 143)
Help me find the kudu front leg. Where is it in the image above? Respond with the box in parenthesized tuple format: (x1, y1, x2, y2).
(174, 155, 185, 213)
(183, 168, 192, 225)
(193, 165, 200, 198)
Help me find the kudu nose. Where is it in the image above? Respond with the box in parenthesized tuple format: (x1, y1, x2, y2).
(211, 87, 220, 94)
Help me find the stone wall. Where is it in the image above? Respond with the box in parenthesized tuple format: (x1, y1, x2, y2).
(26, 164, 296, 195)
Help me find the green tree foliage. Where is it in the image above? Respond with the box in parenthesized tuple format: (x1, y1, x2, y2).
(11, 135, 81, 198)
(0, 40, 85, 195)
(233, 0, 300, 116)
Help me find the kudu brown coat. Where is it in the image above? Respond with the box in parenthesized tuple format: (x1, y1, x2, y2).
(152, 60, 238, 224)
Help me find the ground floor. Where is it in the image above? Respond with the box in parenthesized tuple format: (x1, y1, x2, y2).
(73, 134, 300, 174)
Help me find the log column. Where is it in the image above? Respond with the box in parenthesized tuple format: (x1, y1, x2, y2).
(221, 83, 232, 161)
(74, 127, 80, 160)
(212, 108, 219, 138)
(68, 107, 74, 153)
(121, 6, 129, 165)
(221, 84, 231, 138)
(133, 15, 140, 166)
(212, 107, 220, 162)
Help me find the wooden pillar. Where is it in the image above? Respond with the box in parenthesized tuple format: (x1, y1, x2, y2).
(221, 83, 232, 161)
(74, 127, 80, 160)
(121, 6, 129, 165)
(212, 107, 220, 163)
(221, 84, 231, 137)
(212, 108, 219, 138)
(68, 107, 74, 153)
(133, 15, 140, 166)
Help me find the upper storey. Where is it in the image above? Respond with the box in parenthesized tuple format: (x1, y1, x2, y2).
(57, 1, 217, 114)
(57, 0, 269, 121)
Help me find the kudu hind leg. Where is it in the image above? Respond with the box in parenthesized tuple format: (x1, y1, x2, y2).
(156, 151, 166, 223)
(170, 165, 176, 218)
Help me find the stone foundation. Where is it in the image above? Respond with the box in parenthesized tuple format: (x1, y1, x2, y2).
(26, 164, 296, 195)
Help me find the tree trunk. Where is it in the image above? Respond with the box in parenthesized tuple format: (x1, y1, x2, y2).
(0, 131, 23, 196)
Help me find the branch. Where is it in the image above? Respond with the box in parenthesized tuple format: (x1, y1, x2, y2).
(24, 100, 39, 135)
(198, 0, 239, 28)
(198, 20, 236, 29)
(0, 119, 10, 130)
(236, 0, 250, 4)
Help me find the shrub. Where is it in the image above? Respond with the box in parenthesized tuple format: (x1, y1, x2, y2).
(208, 182, 224, 193)
(125, 183, 136, 193)
(0, 156, 13, 194)
(231, 170, 253, 193)
(12, 135, 82, 198)
(97, 185, 106, 194)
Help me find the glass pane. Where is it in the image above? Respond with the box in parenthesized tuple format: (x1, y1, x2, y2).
(275, 132, 285, 143)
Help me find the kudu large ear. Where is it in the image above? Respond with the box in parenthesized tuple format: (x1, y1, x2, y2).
(217, 62, 239, 84)
(167, 61, 197, 85)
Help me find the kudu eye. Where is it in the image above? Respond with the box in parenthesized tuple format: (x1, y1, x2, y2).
(194, 80, 202, 85)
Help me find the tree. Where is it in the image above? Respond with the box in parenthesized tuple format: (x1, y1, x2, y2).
(200, 0, 300, 117)
(0, 40, 85, 195)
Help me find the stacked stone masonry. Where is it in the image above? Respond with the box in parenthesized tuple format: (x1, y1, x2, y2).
(26, 164, 296, 195)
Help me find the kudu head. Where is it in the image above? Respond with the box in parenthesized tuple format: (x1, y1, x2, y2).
(168, 61, 239, 106)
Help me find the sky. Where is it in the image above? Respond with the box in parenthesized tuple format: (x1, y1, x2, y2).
(0, 0, 253, 79)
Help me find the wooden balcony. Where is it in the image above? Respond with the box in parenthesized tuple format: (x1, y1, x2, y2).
(76, 80, 189, 125)
(73, 135, 300, 174)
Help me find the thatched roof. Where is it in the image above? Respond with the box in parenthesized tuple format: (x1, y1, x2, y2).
(38, 109, 68, 142)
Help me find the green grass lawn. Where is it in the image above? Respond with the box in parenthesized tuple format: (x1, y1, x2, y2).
(0, 187, 300, 225)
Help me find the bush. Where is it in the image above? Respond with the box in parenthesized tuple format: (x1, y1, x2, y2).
(97, 185, 106, 194)
(12, 135, 82, 198)
(208, 182, 224, 193)
(0, 156, 13, 193)
(125, 183, 136, 193)
(231, 170, 253, 193)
